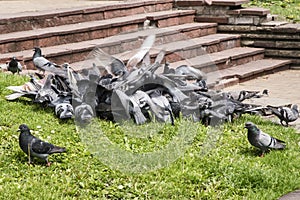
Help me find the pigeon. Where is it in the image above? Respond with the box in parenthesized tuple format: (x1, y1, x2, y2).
(5, 75, 43, 100)
(244, 122, 286, 157)
(55, 102, 74, 119)
(33, 47, 60, 73)
(90, 48, 127, 77)
(267, 104, 299, 126)
(18, 124, 66, 166)
(175, 65, 207, 81)
(228, 89, 268, 102)
(126, 34, 156, 71)
(7, 56, 22, 74)
(74, 103, 94, 124)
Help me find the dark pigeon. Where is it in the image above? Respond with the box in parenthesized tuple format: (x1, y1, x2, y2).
(7, 56, 22, 74)
(244, 122, 286, 157)
(18, 124, 66, 166)
(267, 104, 299, 126)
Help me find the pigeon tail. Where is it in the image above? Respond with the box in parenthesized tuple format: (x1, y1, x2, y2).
(271, 138, 286, 150)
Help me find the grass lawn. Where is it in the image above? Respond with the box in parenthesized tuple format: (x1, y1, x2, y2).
(0, 72, 300, 199)
(248, 0, 300, 22)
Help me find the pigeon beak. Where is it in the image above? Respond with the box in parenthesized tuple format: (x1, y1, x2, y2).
(17, 129, 21, 132)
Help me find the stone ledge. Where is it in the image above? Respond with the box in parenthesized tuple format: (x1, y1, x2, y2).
(227, 7, 270, 16)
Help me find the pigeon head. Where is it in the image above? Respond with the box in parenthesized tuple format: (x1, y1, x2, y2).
(18, 124, 30, 133)
(292, 104, 298, 111)
(74, 103, 94, 124)
(33, 47, 41, 52)
(262, 89, 269, 95)
(244, 122, 259, 133)
(33, 47, 42, 58)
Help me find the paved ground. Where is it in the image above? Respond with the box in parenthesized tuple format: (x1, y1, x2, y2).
(1, 1, 299, 199)
(223, 69, 300, 131)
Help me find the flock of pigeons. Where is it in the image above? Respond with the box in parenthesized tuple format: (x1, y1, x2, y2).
(3, 34, 299, 165)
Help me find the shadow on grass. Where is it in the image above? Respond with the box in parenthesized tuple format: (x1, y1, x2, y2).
(15, 151, 66, 167)
(238, 146, 262, 157)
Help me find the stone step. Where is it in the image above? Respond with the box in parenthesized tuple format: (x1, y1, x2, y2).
(72, 33, 240, 70)
(218, 23, 300, 65)
(0, 0, 174, 34)
(227, 7, 270, 16)
(0, 23, 219, 69)
(113, 33, 240, 64)
(169, 47, 265, 73)
(0, 9, 196, 54)
(207, 59, 292, 88)
(195, 16, 229, 24)
(175, 0, 249, 7)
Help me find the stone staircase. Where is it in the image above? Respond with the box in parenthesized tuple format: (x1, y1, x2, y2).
(0, 0, 292, 88)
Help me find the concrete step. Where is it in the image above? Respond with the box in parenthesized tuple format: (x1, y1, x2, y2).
(207, 59, 292, 88)
(169, 47, 265, 73)
(0, 0, 173, 34)
(0, 9, 196, 54)
(0, 23, 219, 69)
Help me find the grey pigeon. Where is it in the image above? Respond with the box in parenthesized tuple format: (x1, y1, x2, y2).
(18, 124, 66, 166)
(33, 47, 60, 73)
(55, 102, 74, 119)
(175, 65, 207, 81)
(74, 103, 94, 124)
(7, 56, 22, 74)
(244, 122, 286, 157)
(267, 104, 299, 126)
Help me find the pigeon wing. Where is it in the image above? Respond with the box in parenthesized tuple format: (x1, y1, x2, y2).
(126, 34, 156, 69)
(259, 131, 285, 149)
(31, 138, 54, 154)
(282, 107, 298, 122)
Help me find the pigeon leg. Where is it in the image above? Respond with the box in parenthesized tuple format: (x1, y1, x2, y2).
(45, 158, 52, 167)
(259, 150, 266, 158)
(27, 156, 35, 166)
(281, 120, 289, 127)
(259, 153, 264, 158)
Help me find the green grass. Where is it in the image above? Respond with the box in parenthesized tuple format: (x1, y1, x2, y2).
(247, 0, 300, 22)
(1, 72, 300, 199)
